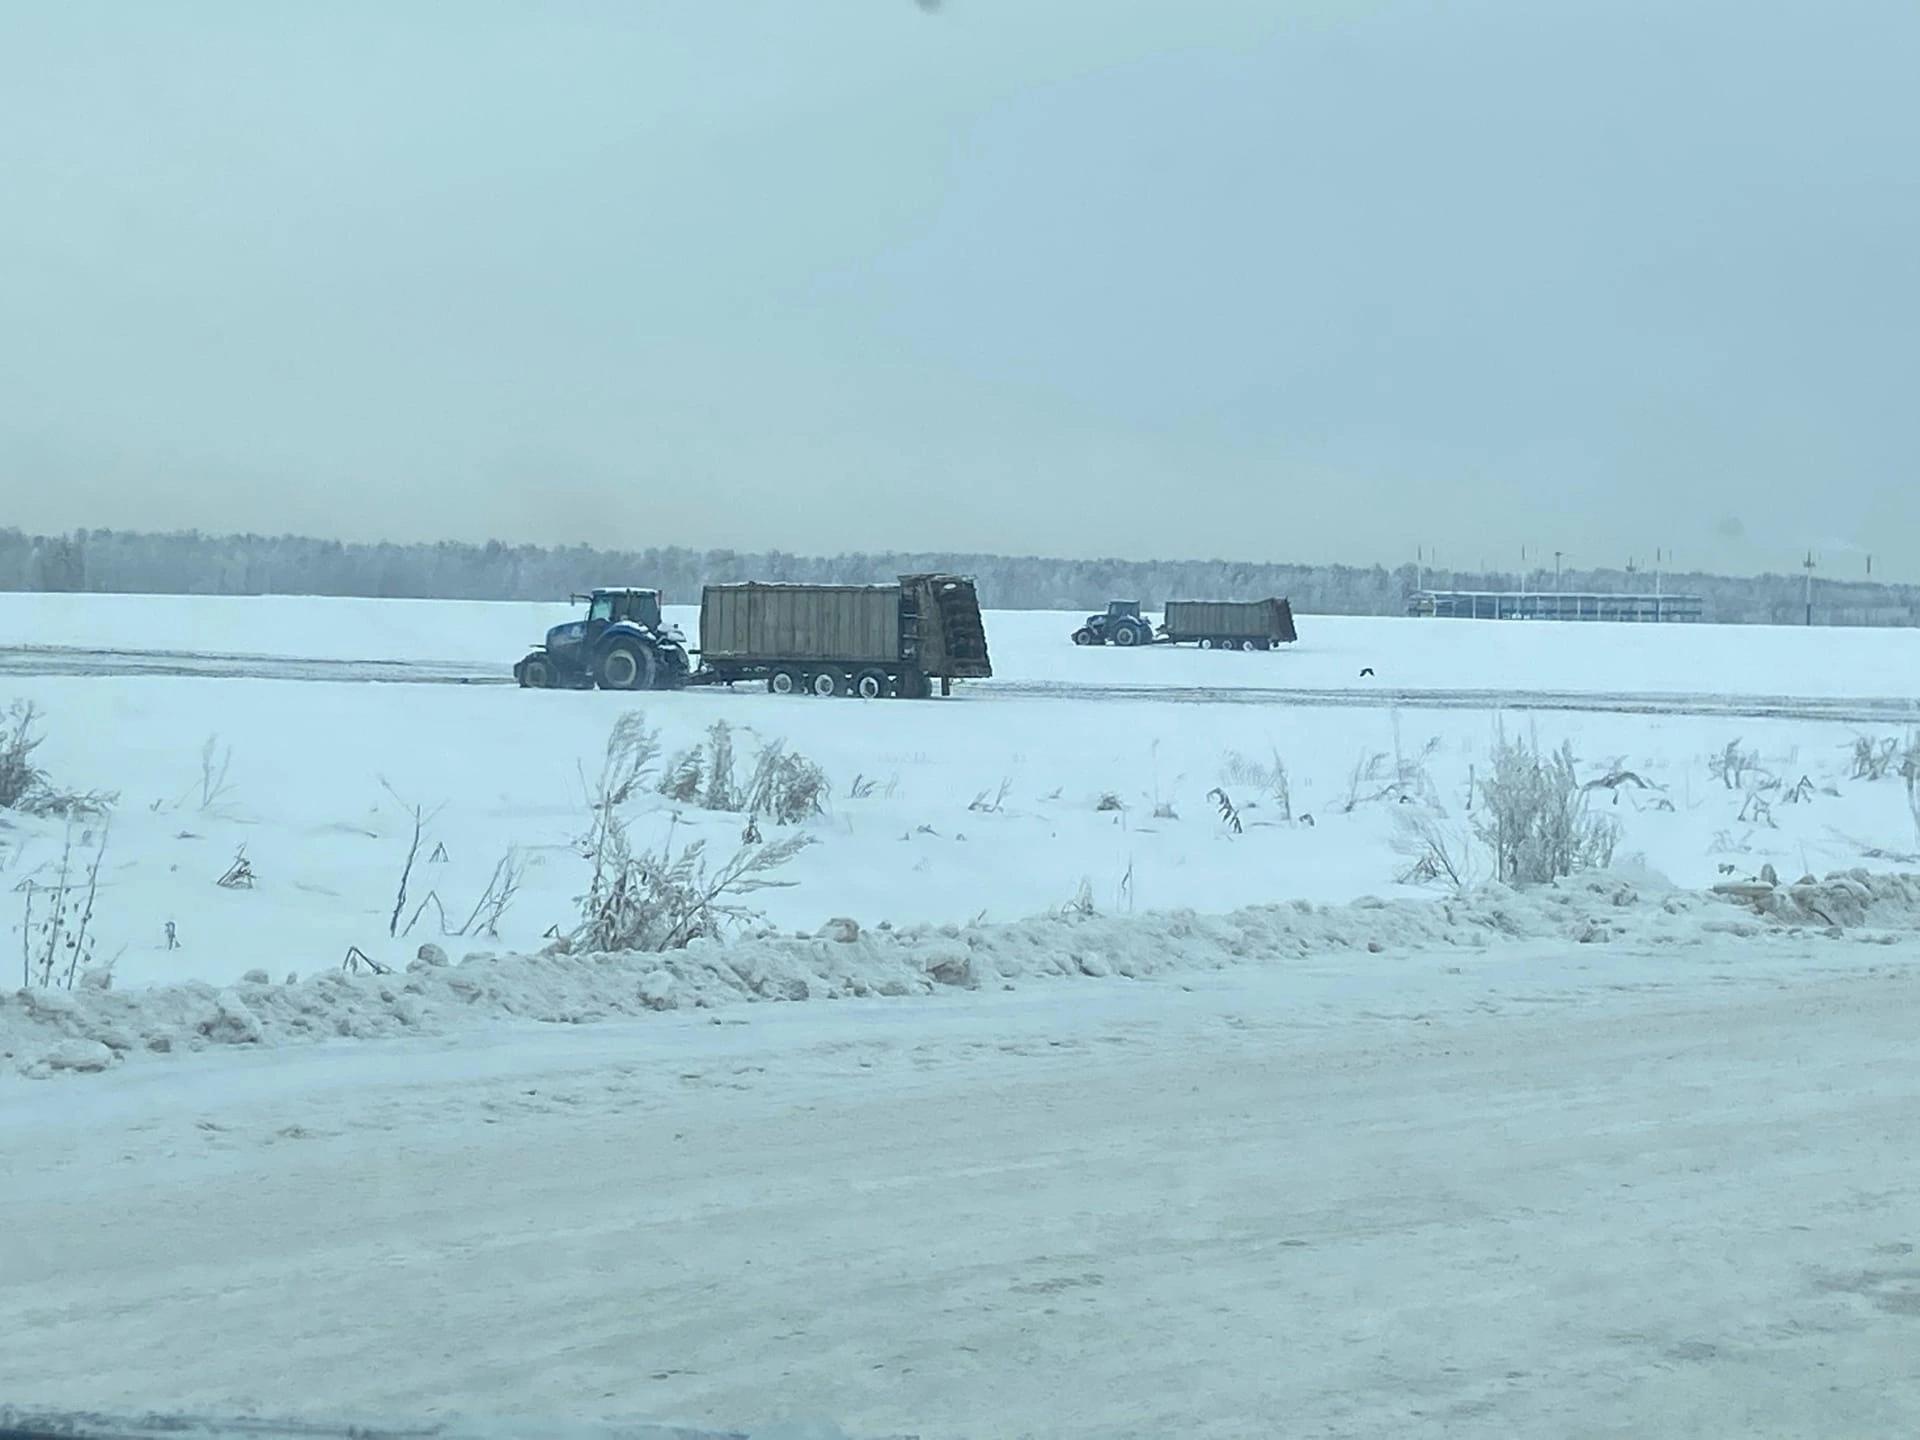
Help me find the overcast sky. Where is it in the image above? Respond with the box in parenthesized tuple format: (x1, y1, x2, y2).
(2, 1, 1916, 578)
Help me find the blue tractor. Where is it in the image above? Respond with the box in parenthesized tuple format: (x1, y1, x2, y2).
(513, 588, 691, 691)
(1071, 599, 1158, 648)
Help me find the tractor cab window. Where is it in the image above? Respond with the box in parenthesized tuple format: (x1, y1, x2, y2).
(587, 595, 616, 623)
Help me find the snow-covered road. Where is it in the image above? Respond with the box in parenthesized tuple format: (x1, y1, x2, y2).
(7, 948, 1917, 1439)
(7, 641, 1920, 726)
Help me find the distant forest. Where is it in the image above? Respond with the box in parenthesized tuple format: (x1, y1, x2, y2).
(2, 527, 1916, 627)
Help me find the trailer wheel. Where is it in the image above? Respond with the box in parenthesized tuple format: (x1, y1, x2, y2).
(598, 642, 654, 691)
(768, 668, 800, 695)
(853, 668, 891, 700)
(1113, 623, 1140, 647)
(1196, 637, 1213, 651)
(1240, 638, 1257, 652)
(1071, 628, 1094, 646)
(518, 656, 552, 688)
(808, 670, 844, 697)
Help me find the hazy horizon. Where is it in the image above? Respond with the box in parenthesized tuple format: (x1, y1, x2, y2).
(4, 2, 1916, 580)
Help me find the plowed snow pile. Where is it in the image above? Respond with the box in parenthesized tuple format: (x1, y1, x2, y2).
(9, 869, 1919, 1077)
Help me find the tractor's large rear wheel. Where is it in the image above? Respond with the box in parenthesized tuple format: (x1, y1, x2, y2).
(1113, 624, 1139, 647)
(598, 642, 655, 692)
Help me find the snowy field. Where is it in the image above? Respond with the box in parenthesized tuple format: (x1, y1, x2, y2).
(7, 590, 1920, 701)
(0, 593, 1917, 990)
(4, 592, 1919, 1436)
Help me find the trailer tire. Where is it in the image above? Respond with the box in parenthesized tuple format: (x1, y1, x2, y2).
(808, 670, 844, 697)
(518, 656, 553, 688)
(1240, 638, 1257, 652)
(1196, 637, 1213, 650)
(598, 642, 654, 691)
(1072, 628, 1095, 646)
(853, 668, 891, 700)
(1113, 624, 1140, 647)
(768, 668, 800, 696)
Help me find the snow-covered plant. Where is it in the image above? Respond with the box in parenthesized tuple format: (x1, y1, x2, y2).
(0, 701, 114, 817)
(1, 701, 48, 811)
(1850, 734, 1900, 782)
(657, 747, 705, 804)
(20, 818, 109, 989)
(196, 735, 235, 811)
(1221, 747, 1291, 821)
(1393, 807, 1475, 891)
(1710, 739, 1760, 790)
(1341, 743, 1434, 813)
(658, 723, 826, 825)
(1474, 734, 1618, 885)
(597, 712, 662, 809)
(1903, 731, 1920, 845)
(701, 721, 740, 812)
(742, 741, 829, 825)
(575, 812, 811, 953)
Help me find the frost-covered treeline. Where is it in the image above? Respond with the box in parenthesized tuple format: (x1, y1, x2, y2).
(0, 527, 1915, 624)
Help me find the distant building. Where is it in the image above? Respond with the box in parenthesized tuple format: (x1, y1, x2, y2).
(1406, 590, 1705, 622)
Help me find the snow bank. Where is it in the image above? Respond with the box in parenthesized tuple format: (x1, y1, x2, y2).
(9, 870, 1920, 1078)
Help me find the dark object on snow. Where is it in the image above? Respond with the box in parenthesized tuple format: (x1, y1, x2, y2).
(520, 577, 990, 701)
(696, 575, 990, 699)
(1359, 667, 1375, 677)
(215, 851, 255, 889)
(514, 588, 690, 693)
(1072, 597, 1297, 650)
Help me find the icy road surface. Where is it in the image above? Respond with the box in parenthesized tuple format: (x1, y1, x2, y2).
(5, 947, 1917, 1439)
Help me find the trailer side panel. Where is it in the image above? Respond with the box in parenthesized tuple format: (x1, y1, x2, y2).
(700, 584, 902, 665)
(1162, 598, 1296, 644)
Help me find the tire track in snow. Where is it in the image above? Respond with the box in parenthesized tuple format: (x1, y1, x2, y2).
(3, 643, 1918, 723)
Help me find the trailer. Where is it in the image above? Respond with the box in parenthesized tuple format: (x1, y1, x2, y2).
(692, 574, 990, 698)
(1160, 598, 1297, 650)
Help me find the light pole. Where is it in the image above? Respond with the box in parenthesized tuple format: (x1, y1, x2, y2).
(1803, 550, 1816, 626)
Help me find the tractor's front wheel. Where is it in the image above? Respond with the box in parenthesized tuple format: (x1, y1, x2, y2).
(1072, 628, 1095, 646)
(518, 654, 553, 688)
(598, 642, 655, 692)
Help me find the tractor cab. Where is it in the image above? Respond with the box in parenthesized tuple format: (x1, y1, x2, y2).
(1104, 600, 1143, 623)
(579, 587, 663, 633)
